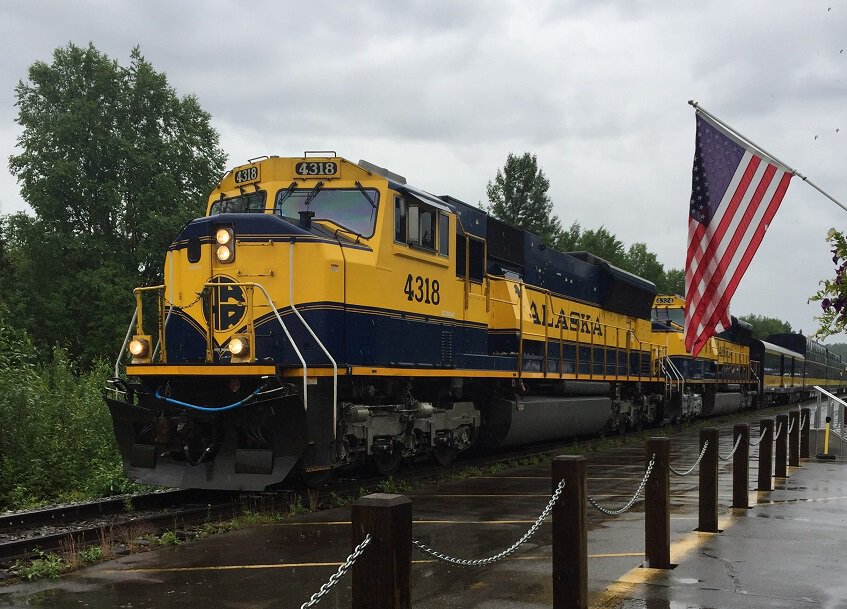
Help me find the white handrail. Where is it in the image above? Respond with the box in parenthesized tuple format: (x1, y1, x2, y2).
(247, 282, 310, 409)
(663, 355, 685, 396)
(813, 385, 847, 408)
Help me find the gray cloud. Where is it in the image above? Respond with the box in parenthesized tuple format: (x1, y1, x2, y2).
(1, 0, 846, 339)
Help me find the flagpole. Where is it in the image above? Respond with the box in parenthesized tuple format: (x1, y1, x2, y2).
(688, 100, 847, 214)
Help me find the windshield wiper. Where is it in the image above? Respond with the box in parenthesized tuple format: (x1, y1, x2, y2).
(354, 181, 376, 208)
(303, 181, 324, 207)
(275, 181, 298, 211)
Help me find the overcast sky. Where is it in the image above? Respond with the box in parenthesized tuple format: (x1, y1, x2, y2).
(1, 0, 846, 341)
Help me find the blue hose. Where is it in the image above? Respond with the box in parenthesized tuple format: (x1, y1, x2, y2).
(155, 386, 263, 412)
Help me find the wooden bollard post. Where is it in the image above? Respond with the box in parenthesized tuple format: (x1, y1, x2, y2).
(732, 423, 750, 509)
(757, 419, 774, 491)
(644, 437, 670, 569)
(789, 410, 800, 467)
(352, 494, 412, 609)
(775, 414, 788, 478)
(698, 428, 719, 533)
(553, 456, 586, 609)
(800, 407, 811, 458)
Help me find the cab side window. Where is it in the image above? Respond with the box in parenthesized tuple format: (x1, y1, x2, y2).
(395, 195, 451, 257)
(394, 196, 407, 243)
(438, 213, 449, 256)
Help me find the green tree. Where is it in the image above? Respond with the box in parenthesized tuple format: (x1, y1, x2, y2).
(487, 152, 563, 244)
(738, 314, 793, 340)
(810, 228, 847, 338)
(825, 343, 847, 358)
(0, 218, 10, 303)
(656, 267, 685, 295)
(6, 43, 226, 364)
(574, 226, 627, 268)
(624, 242, 664, 285)
(553, 221, 581, 252)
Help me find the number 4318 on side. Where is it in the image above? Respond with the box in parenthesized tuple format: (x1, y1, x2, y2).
(404, 274, 440, 305)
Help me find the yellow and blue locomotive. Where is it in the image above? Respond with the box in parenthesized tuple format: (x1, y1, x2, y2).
(106, 154, 671, 490)
(650, 294, 758, 419)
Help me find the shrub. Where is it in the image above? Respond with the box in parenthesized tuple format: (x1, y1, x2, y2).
(0, 308, 133, 509)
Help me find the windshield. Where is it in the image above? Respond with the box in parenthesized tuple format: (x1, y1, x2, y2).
(653, 306, 685, 328)
(275, 188, 379, 237)
(210, 191, 266, 214)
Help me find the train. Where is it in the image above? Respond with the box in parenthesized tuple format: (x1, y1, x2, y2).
(751, 334, 845, 405)
(104, 153, 844, 491)
(651, 296, 845, 411)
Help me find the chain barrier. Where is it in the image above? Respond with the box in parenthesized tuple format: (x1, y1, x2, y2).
(787, 418, 795, 435)
(773, 422, 783, 441)
(749, 427, 768, 446)
(412, 478, 566, 567)
(718, 434, 742, 462)
(670, 440, 709, 476)
(587, 453, 655, 516)
(299, 533, 372, 609)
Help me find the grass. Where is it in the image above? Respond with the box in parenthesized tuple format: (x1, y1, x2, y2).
(12, 550, 68, 581)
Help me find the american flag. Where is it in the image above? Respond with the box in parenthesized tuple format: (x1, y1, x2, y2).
(685, 113, 793, 357)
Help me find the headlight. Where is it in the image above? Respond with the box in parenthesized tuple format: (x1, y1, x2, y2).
(216, 245, 233, 262)
(129, 335, 151, 364)
(216, 227, 232, 245)
(214, 226, 235, 263)
(229, 336, 248, 356)
(228, 335, 251, 363)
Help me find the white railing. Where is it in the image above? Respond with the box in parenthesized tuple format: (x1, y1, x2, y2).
(812, 385, 845, 456)
(661, 356, 685, 400)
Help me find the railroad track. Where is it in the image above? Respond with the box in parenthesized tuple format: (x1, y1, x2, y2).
(0, 489, 238, 563)
(0, 402, 811, 567)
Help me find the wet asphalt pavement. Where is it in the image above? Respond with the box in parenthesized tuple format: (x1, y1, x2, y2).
(1, 410, 846, 609)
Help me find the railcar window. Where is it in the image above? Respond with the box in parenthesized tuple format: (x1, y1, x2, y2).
(763, 352, 782, 376)
(210, 191, 267, 215)
(275, 188, 379, 237)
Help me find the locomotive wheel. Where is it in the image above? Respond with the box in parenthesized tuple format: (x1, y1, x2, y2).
(434, 445, 457, 466)
(373, 447, 401, 475)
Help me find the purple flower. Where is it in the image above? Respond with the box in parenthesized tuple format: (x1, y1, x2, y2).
(822, 298, 832, 310)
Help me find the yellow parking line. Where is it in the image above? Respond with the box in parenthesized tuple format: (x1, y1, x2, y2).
(108, 552, 646, 574)
(590, 514, 738, 608)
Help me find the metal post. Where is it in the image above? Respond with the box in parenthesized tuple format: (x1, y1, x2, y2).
(757, 419, 774, 491)
(732, 423, 750, 509)
(645, 437, 670, 569)
(800, 407, 811, 459)
(775, 414, 788, 478)
(352, 494, 412, 609)
(788, 410, 800, 467)
(552, 456, 587, 609)
(698, 428, 719, 532)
